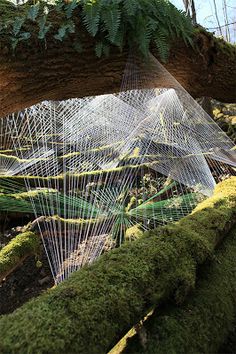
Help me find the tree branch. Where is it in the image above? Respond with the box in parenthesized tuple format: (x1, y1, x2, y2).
(0, 28, 235, 117)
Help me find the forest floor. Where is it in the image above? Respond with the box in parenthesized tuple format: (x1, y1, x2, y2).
(0, 252, 53, 315)
(0, 221, 53, 315)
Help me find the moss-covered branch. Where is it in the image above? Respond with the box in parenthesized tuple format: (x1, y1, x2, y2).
(0, 0, 193, 60)
(0, 231, 41, 282)
(0, 2, 235, 117)
(0, 177, 235, 353)
(122, 225, 236, 354)
(0, 161, 156, 189)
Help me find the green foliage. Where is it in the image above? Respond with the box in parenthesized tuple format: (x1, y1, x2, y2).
(0, 0, 194, 60)
(0, 193, 34, 213)
(27, 3, 40, 22)
(101, 1, 121, 43)
(54, 20, 75, 41)
(95, 40, 110, 57)
(82, 0, 101, 37)
(0, 231, 40, 281)
(125, 224, 144, 241)
(123, 226, 236, 354)
(8, 15, 31, 51)
(154, 28, 170, 62)
(0, 177, 235, 353)
(38, 15, 52, 40)
(12, 17, 25, 36)
(64, 0, 78, 19)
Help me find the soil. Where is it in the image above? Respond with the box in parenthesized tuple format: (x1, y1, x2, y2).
(0, 211, 32, 248)
(0, 250, 54, 315)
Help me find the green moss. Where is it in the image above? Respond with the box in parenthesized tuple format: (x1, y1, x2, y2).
(0, 153, 51, 163)
(123, 225, 236, 354)
(0, 231, 41, 281)
(125, 224, 144, 241)
(27, 214, 106, 229)
(11, 188, 57, 200)
(194, 26, 236, 58)
(0, 161, 158, 187)
(0, 178, 235, 353)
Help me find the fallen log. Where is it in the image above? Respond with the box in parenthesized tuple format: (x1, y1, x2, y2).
(0, 177, 235, 353)
(0, 2, 236, 118)
(122, 225, 236, 354)
(0, 231, 41, 283)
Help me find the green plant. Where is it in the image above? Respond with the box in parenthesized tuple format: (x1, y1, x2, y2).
(0, 0, 194, 61)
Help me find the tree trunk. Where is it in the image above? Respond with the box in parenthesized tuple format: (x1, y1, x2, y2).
(0, 30, 235, 117)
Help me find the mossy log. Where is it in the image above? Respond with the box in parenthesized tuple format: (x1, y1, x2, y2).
(0, 0, 236, 118)
(0, 178, 235, 353)
(122, 225, 236, 354)
(0, 231, 41, 283)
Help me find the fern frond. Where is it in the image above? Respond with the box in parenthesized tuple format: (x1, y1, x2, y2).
(101, 3, 121, 43)
(27, 3, 40, 22)
(135, 15, 152, 57)
(65, 0, 78, 19)
(82, 0, 101, 37)
(54, 21, 75, 41)
(12, 17, 25, 36)
(38, 15, 52, 40)
(2, 0, 195, 60)
(95, 40, 110, 57)
(123, 0, 139, 17)
(112, 21, 126, 50)
(154, 28, 170, 62)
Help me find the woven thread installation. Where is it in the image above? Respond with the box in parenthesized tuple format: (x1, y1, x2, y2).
(0, 53, 235, 283)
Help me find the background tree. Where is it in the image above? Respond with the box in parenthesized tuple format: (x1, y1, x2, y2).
(183, 0, 197, 25)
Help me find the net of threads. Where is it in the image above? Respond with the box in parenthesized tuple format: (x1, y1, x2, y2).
(0, 54, 235, 284)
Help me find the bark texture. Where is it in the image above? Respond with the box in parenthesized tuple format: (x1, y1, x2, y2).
(0, 29, 235, 117)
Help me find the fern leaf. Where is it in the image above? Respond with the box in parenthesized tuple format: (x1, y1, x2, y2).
(38, 16, 51, 40)
(123, 0, 139, 17)
(112, 21, 126, 50)
(134, 15, 152, 57)
(82, 1, 101, 37)
(154, 29, 170, 63)
(27, 3, 40, 22)
(12, 17, 25, 36)
(95, 41, 103, 58)
(101, 3, 121, 43)
(54, 21, 75, 41)
(65, 0, 78, 19)
(95, 40, 110, 57)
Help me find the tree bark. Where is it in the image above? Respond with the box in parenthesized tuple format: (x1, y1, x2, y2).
(0, 29, 235, 117)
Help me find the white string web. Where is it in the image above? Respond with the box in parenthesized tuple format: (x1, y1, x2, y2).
(0, 53, 235, 283)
